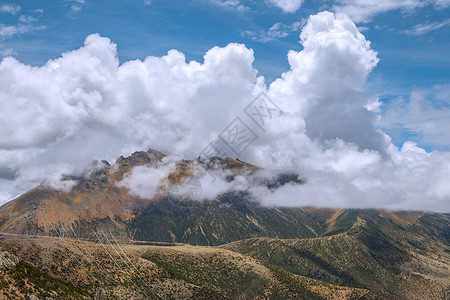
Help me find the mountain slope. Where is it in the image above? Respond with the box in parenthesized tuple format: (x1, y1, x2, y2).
(0, 236, 377, 299)
(223, 214, 450, 299)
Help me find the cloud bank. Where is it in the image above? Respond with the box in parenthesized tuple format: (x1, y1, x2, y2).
(0, 11, 449, 212)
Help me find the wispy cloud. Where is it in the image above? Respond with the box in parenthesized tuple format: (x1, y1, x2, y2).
(333, 0, 450, 23)
(0, 8, 45, 39)
(209, 0, 249, 12)
(402, 19, 450, 35)
(381, 85, 450, 150)
(143, 0, 152, 6)
(242, 21, 304, 42)
(32, 8, 44, 15)
(357, 25, 370, 32)
(268, 0, 304, 13)
(0, 47, 16, 57)
(18, 15, 38, 23)
(434, 0, 450, 8)
(67, 0, 85, 14)
(0, 3, 21, 15)
(0, 23, 45, 38)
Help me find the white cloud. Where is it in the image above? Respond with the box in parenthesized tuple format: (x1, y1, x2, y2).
(0, 12, 449, 212)
(333, 0, 449, 23)
(32, 9, 44, 15)
(247, 11, 450, 211)
(242, 21, 304, 42)
(402, 19, 450, 35)
(117, 158, 176, 199)
(143, 0, 152, 6)
(0, 33, 258, 204)
(434, 0, 450, 7)
(0, 8, 45, 39)
(269, 0, 304, 13)
(0, 48, 16, 57)
(380, 85, 450, 150)
(210, 0, 249, 12)
(0, 4, 20, 15)
(18, 15, 38, 23)
(68, 0, 85, 13)
(267, 11, 384, 154)
(0, 23, 45, 38)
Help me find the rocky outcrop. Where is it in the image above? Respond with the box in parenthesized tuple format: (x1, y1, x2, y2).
(0, 250, 19, 271)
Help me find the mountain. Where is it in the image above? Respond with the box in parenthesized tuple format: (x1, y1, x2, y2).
(0, 148, 317, 244)
(0, 148, 449, 299)
(223, 210, 450, 299)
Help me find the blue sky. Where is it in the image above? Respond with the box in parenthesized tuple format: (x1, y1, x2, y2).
(1, 0, 449, 151)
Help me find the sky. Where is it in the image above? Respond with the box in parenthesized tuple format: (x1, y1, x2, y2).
(0, 0, 449, 211)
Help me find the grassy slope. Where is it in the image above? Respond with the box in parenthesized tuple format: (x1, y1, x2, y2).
(0, 237, 376, 299)
(223, 214, 450, 300)
(0, 209, 448, 299)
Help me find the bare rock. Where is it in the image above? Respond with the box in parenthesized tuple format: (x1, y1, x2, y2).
(0, 250, 19, 271)
(94, 289, 107, 300)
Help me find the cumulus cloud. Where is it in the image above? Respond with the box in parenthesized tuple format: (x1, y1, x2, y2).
(269, 0, 304, 13)
(266, 11, 385, 154)
(0, 33, 258, 204)
(248, 12, 449, 211)
(0, 11, 449, 212)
